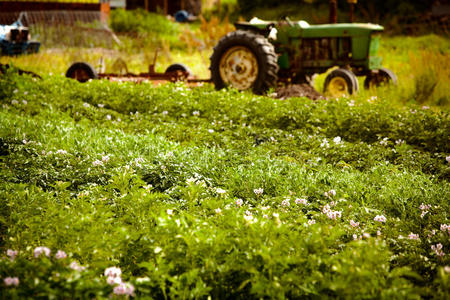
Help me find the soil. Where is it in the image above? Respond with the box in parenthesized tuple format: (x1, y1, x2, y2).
(273, 84, 324, 100)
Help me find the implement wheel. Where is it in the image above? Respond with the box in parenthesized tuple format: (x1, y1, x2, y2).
(364, 68, 397, 89)
(66, 62, 98, 83)
(324, 68, 358, 97)
(210, 30, 278, 94)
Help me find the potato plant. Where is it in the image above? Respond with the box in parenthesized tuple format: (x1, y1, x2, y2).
(0, 71, 449, 298)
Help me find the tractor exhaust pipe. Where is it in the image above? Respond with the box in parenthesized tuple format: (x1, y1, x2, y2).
(329, 0, 358, 23)
(329, 0, 337, 23)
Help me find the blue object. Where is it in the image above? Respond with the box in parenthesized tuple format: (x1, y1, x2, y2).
(0, 20, 40, 56)
(174, 10, 189, 23)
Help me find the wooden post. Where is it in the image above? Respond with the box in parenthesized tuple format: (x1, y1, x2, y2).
(329, 0, 337, 23)
(144, 0, 149, 11)
(164, 0, 168, 15)
(347, 0, 357, 23)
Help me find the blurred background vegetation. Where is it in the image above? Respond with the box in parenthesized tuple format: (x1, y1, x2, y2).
(1, 0, 449, 107)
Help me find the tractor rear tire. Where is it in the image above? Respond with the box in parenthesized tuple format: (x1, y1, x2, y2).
(210, 30, 279, 94)
(324, 68, 359, 97)
(364, 68, 397, 89)
(66, 62, 98, 83)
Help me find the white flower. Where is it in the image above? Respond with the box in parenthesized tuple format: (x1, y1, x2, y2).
(215, 208, 222, 214)
(92, 160, 103, 166)
(235, 199, 243, 207)
(253, 188, 264, 196)
(83, 102, 90, 108)
(363, 232, 371, 239)
(11, 100, 19, 105)
(106, 114, 111, 120)
(102, 155, 110, 163)
(243, 214, 256, 223)
(281, 199, 290, 207)
(208, 129, 214, 133)
(273, 212, 280, 218)
(419, 203, 431, 211)
(333, 136, 342, 144)
(326, 210, 341, 220)
(98, 103, 105, 108)
(104, 267, 122, 278)
(295, 198, 308, 205)
(55, 250, 67, 259)
(377, 230, 382, 236)
(69, 261, 85, 271)
(307, 219, 316, 225)
(379, 137, 389, 146)
(56, 149, 67, 155)
(34, 246, 51, 258)
(216, 188, 226, 194)
(107, 276, 122, 285)
(22, 100, 27, 105)
(162, 111, 168, 115)
(166, 209, 173, 215)
(4, 277, 19, 286)
(446, 156, 450, 163)
(374, 215, 387, 223)
(353, 234, 359, 240)
(192, 111, 200, 116)
(320, 139, 329, 148)
(324, 189, 336, 197)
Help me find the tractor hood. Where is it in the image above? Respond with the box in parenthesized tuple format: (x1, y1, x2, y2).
(299, 23, 384, 38)
(235, 18, 384, 38)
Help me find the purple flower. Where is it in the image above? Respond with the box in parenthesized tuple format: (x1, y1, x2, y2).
(6, 249, 18, 260)
(374, 215, 386, 223)
(70, 261, 86, 272)
(34, 246, 51, 258)
(350, 220, 359, 228)
(4, 277, 19, 287)
(55, 250, 67, 259)
(408, 233, 419, 240)
(113, 282, 135, 296)
(281, 199, 290, 207)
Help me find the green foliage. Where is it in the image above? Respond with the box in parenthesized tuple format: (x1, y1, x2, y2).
(109, 9, 184, 50)
(0, 72, 449, 298)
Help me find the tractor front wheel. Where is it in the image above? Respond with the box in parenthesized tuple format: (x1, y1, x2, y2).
(324, 68, 359, 97)
(364, 68, 397, 89)
(210, 30, 278, 94)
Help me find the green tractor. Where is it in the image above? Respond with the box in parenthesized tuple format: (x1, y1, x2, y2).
(210, 18, 396, 97)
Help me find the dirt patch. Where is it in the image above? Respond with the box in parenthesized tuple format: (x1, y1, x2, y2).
(273, 84, 324, 100)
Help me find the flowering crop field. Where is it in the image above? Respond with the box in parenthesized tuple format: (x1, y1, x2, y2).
(0, 71, 449, 298)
